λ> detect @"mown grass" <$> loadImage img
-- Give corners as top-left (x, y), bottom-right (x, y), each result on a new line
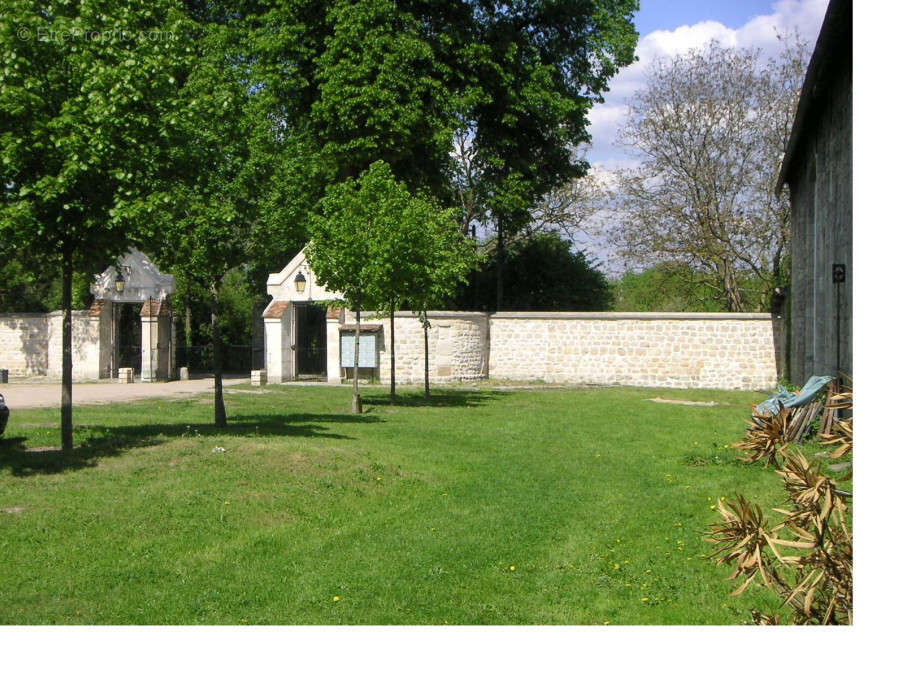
top-left (1, 383), bottom-right (789, 624)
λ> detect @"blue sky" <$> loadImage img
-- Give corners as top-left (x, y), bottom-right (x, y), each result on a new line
top-left (586, 0), bottom-right (830, 168)
top-left (634, 1), bottom-right (780, 36)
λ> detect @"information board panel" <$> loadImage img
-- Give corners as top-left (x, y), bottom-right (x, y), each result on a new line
top-left (340, 333), bottom-right (378, 368)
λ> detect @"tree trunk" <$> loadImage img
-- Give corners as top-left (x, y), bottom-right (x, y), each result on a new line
top-left (211, 283), bottom-right (227, 427)
top-left (495, 217), bottom-right (505, 311)
top-left (352, 301), bottom-right (362, 414)
top-left (719, 259), bottom-right (745, 312)
top-left (423, 312), bottom-right (430, 400)
top-left (60, 250), bottom-right (74, 452)
top-left (185, 297), bottom-right (192, 347)
top-left (390, 300), bottom-right (396, 405)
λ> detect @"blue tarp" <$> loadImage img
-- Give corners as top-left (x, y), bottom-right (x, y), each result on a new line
top-left (756, 375), bottom-right (834, 416)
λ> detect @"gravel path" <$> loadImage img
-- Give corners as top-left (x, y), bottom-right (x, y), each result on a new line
top-left (0, 377), bottom-right (246, 410)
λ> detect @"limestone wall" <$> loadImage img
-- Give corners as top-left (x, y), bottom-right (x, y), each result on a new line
top-left (0, 311), bottom-right (104, 380)
top-left (316, 311), bottom-right (778, 391)
top-left (356, 311), bottom-right (489, 384)
top-left (488, 312), bottom-right (777, 390)
top-left (0, 314), bottom-right (51, 376)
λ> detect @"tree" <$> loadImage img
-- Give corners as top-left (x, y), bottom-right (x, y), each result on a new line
top-left (149, 19), bottom-right (278, 428)
top-left (452, 231), bottom-right (612, 312)
top-left (602, 38), bottom-right (810, 312)
top-left (308, 161), bottom-right (473, 408)
top-left (454, 0), bottom-right (639, 310)
top-left (310, 0), bottom-right (456, 193)
top-left (394, 192), bottom-right (474, 400)
top-left (1, 1), bottom-right (192, 449)
top-left (307, 162), bottom-right (407, 414)
top-left (611, 262), bottom-right (729, 313)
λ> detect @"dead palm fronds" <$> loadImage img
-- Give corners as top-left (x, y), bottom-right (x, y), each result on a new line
top-left (707, 380), bottom-right (852, 624)
top-left (733, 405), bottom-right (790, 467)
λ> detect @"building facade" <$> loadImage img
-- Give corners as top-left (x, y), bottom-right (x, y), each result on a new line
top-left (777, 0), bottom-right (853, 382)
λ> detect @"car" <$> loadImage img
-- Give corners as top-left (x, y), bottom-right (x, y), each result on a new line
top-left (0, 393), bottom-right (8, 437)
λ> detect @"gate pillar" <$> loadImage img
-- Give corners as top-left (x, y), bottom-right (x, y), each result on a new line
top-left (140, 298), bottom-right (172, 382)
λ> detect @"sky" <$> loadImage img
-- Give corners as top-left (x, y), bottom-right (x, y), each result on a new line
top-left (586, 0), bottom-right (831, 170)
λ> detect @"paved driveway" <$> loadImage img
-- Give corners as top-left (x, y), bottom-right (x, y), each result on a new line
top-left (0, 378), bottom-right (246, 410)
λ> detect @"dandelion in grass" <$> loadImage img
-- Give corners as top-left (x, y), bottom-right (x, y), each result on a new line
top-left (333, 596), bottom-right (340, 602)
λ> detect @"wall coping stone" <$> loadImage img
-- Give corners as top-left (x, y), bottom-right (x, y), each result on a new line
top-left (489, 311), bottom-right (773, 320)
top-left (360, 311), bottom-right (489, 321)
top-left (358, 310), bottom-right (772, 321)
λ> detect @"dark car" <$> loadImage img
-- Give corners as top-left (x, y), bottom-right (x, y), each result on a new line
top-left (0, 393), bottom-right (8, 437)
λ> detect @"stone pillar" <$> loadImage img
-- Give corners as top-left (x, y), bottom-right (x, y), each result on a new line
top-left (326, 305), bottom-right (343, 384)
top-left (92, 299), bottom-right (113, 379)
top-left (262, 300), bottom-right (293, 383)
top-left (140, 298), bottom-right (172, 382)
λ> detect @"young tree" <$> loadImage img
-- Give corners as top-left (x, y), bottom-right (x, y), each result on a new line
top-left (306, 162), bottom-right (405, 414)
top-left (149, 21), bottom-right (278, 428)
top-left (602, 38), bottom-right (810, 311)
top-left (308, 161), bottom-right (474, 409)
top-left (0, 1), bottom-right (192, 450)
top-left (402, 199), bottom-right (475, 399)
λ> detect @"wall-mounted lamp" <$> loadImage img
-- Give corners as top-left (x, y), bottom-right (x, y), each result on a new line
top-left (294, 272), bottom-right (307, 294)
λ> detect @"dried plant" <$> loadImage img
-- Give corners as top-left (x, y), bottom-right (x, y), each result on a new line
top-left (733, 405), bottom-right (790, 467)
top-left (820, 379), bottom-right (853, 461)
top-left (709, 385), bottom-right (853, 626)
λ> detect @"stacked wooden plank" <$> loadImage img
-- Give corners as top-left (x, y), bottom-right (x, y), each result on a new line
top-left (783, 379), bottom-right (836, 443)
top-left (818, 379), bottom-right (839, 437)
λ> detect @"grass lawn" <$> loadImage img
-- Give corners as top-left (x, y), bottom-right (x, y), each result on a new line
top-left (0, 383), bottom-right (790, 625)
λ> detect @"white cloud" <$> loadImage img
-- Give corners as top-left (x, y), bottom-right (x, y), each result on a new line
top-left (587, 0), bottom-right (829, 166)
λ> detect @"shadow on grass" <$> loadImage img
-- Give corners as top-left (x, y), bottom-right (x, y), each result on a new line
top-left (0, 412), bottom-right (383, 477)
top-left (365, 389), bottom-right (508, 409)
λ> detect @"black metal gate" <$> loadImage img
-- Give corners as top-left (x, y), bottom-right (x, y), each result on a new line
top-left (296, 303), bottom-right (327, 378)
top-left (116, 302), bottom-right (142, 376)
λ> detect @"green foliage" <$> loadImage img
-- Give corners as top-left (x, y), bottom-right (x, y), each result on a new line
top-left (311, 0), bottom-right (455, 192)
top-left (612, 263), bottom-right (733, 312)
top-left (308, 161), bottom-right (472, 313)
top-left (453, 232), bottom-right (613, 311)
top-left (0, 0), bottom-right (193, 273)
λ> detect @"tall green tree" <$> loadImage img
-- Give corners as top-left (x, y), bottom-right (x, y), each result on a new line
top-left (453, 0), bottom-right (639, 309)
top-left (1, 0), bottom-right (192, 450)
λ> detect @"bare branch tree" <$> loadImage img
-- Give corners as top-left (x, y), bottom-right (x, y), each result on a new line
top-left (602, 36), bottom-right (810, 311)
top-left (528, 169), bottom-right (605, 242)
top-left (449, 121), bottom-right (487, 238)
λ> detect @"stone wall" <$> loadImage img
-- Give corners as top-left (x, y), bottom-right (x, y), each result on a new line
top-left (355, 311), bottom-right (489, 384)
top-left (326, 311), bottom-right (778, 391)
top-left (488, 312), bottom-right (777, 390)
top-left (0, 310), bottom-right (105, 380)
